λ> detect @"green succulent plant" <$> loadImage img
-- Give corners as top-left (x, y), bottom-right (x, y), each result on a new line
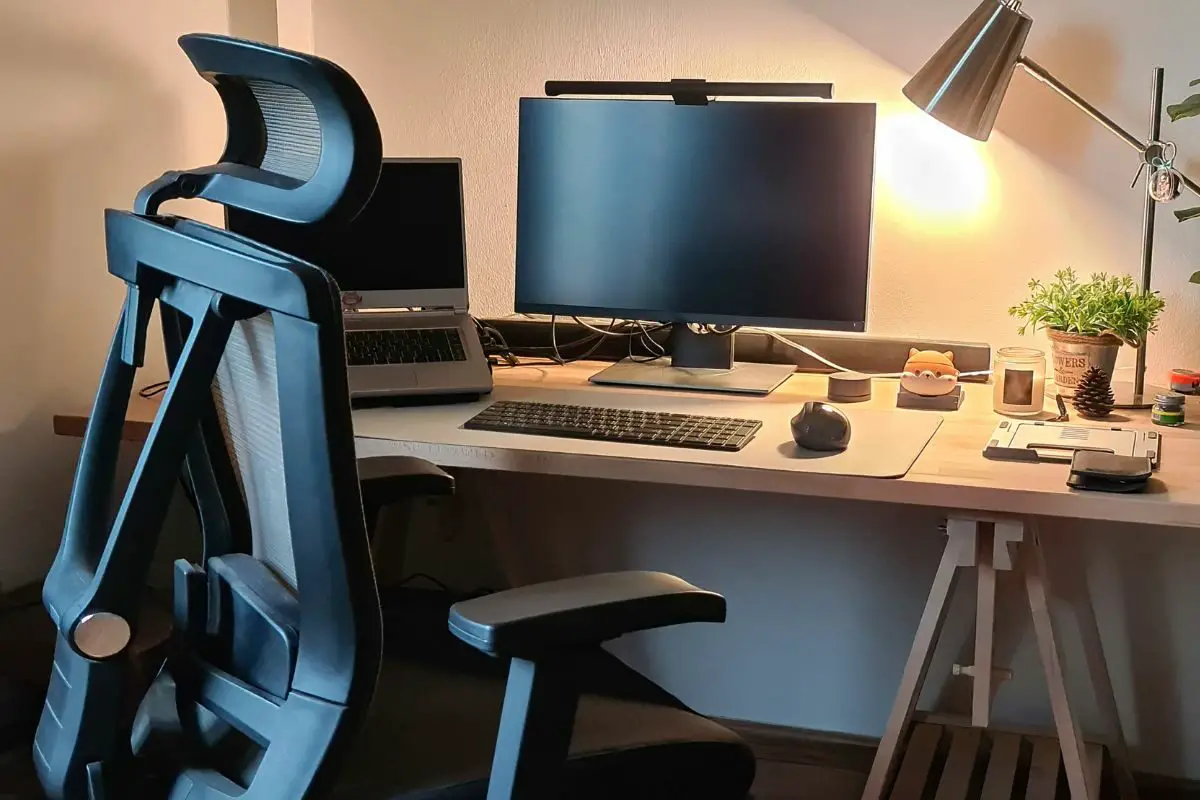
top-left (1009, 268), bottom-right (1166, 347)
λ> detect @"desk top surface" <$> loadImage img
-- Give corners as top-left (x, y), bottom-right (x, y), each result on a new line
top-left (53, 364), bottom-right (1200, 529)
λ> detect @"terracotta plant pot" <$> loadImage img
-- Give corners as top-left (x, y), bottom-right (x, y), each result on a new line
top-left (1047, 329), bottom-right (1122, 396)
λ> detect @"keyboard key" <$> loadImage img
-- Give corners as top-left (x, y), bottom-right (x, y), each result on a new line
top-left (346, 327), bottom-right (468, 366)
top-left (464, 401), bottom-right (760, 452)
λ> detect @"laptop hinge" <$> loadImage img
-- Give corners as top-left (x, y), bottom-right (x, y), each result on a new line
top-left (344, 305), bottom-right (464, 316)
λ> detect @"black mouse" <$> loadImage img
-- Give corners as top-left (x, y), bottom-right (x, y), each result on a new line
top-left (790, 401), bottom-right (852, 451)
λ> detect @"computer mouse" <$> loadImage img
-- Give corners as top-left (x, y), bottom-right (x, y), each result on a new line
top-left (790, 401), bottom-right (851, 452)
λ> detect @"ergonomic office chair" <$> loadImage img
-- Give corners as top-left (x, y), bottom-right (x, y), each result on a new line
top-left (34, 33), bottom-right (756, 800)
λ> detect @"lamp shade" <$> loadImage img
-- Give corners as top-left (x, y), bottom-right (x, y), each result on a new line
top-left (903, 0), bottom-right (1032, 140)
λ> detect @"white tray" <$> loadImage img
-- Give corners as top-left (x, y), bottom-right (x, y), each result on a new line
top-left (983, 420), bottom-right (1162, 468)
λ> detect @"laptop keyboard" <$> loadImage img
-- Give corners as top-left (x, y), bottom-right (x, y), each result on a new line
top-left (346, 328), bottom-right (467, 366)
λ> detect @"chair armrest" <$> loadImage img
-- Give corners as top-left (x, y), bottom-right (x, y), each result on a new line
top-left (448, 571), bottom-right (725, 658)
top-left (358, 455), bottom-right (454, 509)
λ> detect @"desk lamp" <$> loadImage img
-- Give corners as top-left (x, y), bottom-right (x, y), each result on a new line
top-left (904, 0), bottom-right (1197, 407)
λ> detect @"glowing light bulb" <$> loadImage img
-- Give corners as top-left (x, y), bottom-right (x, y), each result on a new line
top-left (876, 107), bottom-right (994, 231)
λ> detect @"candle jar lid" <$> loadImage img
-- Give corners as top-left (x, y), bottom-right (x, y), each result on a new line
top-left (997, 347), bottom-right (1045, 363)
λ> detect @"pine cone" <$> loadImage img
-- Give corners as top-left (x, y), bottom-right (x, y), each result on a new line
top-left (1072, 366), bottom-right (1115, 419)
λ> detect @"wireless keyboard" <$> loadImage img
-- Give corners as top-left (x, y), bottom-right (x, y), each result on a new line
top-left (464, 400), bottom-right (761, 452)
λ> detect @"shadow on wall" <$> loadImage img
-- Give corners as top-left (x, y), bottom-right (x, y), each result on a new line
top-left (0, 10), bottom-right (181, 588)
top-left (1113, 531), bottom-right (1185, 777)
top-left (479, 472), bottom-right (950, 736)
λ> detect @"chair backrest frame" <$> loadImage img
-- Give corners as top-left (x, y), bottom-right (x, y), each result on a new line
top-left (36, 33), bottom-right (384, 800)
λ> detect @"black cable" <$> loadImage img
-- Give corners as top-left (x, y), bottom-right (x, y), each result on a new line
top-left (628, 319), bottom-right (670, 364)
top-left (474, 316), bottom-right (674, 368)
top-left (572, 316), bottom-right (672, 338)
top-left (552, 315), bottom-right (616, 365)
top-left (396, 572), bottom-right (451, 591)
top-left (138, 381), bottom-right (169, 399)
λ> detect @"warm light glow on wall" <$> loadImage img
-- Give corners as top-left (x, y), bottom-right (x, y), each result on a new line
top-left (876, 106), bottom-right (995, 231)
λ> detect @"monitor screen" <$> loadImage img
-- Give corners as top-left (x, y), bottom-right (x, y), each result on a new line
top-left (226, 159), bottom-right (466, 299)
top-left (514, 99), bottom-right (875, 330)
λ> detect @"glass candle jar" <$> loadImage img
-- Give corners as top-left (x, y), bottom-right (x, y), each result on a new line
top-left (993, 347), bottom-right (1047, 416)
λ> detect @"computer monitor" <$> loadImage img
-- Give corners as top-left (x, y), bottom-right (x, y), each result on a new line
top-left (226, 158), bottom-right (468, 311)
top-left (514, 98), bottom-right (876, 394)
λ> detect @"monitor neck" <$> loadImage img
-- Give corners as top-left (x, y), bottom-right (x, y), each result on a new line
top-left (671, 326), bottom-right (736, 370)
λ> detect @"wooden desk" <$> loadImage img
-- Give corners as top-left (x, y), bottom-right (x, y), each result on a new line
top-left (54, 364), bottom-right (1200, 528)
top-left (52, 363), bottom-right (1200, 799)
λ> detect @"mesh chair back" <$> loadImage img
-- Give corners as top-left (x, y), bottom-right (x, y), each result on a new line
top-left (36, 34), bottom-right (383, 800)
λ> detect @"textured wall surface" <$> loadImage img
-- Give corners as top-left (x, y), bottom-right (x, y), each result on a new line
top-left (0, 1), bottom-right (226, 589)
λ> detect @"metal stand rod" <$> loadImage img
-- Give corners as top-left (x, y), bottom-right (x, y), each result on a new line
top-left (1018, 58), bottom-right (1180, 402)
top-left (1136, 69), bottom-right (1166, 398)
top-left (1018, 57), bottom-right (1147, 154)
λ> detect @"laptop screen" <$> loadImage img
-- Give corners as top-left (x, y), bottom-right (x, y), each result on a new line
top-left (226, 159), bottom-right (467, 297)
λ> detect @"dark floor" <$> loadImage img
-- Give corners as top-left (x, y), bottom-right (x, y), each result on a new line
top-left (0, 747), bottom-right (41, 800)
top-left (751, 759), bottom-right (866, 799)
top-left (0, 745), bottom-right (876, 800)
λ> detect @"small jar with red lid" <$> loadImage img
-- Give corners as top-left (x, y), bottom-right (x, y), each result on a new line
top-left (1169, 369), bottom-right (1199, 395)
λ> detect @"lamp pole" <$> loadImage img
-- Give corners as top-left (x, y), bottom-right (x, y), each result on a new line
top-left (1018, 58), bottom-right (1181, 407)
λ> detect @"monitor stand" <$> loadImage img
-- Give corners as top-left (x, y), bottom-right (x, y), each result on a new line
top-left (588, 326), bottom-right (795, 396)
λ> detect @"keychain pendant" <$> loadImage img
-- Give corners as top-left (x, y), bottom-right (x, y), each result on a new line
top-left (1149, 164), bottom-right (1182, 203)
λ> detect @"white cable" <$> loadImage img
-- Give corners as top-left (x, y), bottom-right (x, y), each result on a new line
top-left (748, 328), bottom-right (855, 373)
top-left (749, 328), bottom-right (999, 380)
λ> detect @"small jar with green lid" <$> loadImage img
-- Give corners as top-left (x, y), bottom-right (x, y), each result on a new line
top-left (1152, 393), bottom-right (1186, 427)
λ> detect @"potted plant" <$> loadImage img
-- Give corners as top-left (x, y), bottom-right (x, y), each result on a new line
top-left (1009, 268), bottom-right (1165, 395)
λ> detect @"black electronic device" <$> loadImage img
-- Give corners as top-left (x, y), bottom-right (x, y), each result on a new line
top-left (790, 401), bottom-right (852, 452)
top-left (226, 158), bottom-right (468, 308)
top-left (227, 159), bottom-right (493, 398)
top-left (464, 401), bottom-right (762, 452)
top-left (1067, 451), bottom-right (1153, 493)
top-left (515, 96), bottom-right (876, 395)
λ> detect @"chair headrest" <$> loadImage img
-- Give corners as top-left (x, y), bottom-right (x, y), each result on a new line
top-left (136, 33), bottom-right (381, 224)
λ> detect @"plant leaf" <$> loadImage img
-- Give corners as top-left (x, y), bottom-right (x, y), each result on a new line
top-left (1010, 269), bottom-right (1164, 343)
top-left (1192, 271), bottom-right (1200, 284)
top-left (1168, 94), bottom-right (1200, 122)
top-left (1191, 78), bottom-right (1200, 87)
top-left (1176, 206), bottom-right (1200, 222)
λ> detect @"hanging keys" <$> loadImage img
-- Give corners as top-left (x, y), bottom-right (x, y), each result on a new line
top-left (1147, 141), bottom-right (1182, 203)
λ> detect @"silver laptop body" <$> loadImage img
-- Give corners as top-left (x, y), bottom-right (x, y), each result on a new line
top-left (341, 158), bottom-right (491, 398)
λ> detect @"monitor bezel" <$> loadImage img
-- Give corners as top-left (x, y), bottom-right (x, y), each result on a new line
top-left (512, 97), bottom-right (875, 334)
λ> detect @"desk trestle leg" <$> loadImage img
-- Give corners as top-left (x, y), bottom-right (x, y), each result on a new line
top-left (860, 521), bottom-right (975, 800)
top-left (860, 517), bottom-right (1132, 800)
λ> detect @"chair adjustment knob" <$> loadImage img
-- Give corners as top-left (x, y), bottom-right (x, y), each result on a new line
top-left (73, 612), bottom-right (132, 660)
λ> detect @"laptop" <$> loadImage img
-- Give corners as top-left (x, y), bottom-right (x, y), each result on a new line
top-left (227, 158), bottom-right (492, 399)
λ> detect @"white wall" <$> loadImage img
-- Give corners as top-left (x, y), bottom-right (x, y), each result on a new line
top-left (312, 0), bottom-right (1200, 780)
top-left (312, 0), bottom-right (1200, 374)
top-left (0, 1), bottom-right (227, 590)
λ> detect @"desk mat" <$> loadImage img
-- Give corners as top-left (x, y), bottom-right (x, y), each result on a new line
top-left (354, 385), bottom-right (944, 480)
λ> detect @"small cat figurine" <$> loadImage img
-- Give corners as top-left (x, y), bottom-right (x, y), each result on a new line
top-left (901, 349), bottom-right (960, 397)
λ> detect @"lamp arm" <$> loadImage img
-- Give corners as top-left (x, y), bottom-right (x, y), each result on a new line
top-left (1018, 57), bottom-right (1200, 200)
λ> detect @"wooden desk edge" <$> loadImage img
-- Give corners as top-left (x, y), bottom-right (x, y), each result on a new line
top-left (53, 413), bottom-right (153, 443)
top-left (52, 367), bottom-right (1200, 530)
